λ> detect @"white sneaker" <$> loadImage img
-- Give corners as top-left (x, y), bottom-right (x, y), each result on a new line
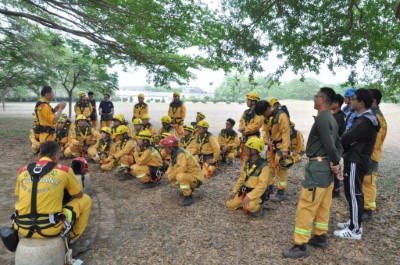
top-left (334, 227), bottom-right (362, 240)
top-left (337, 220), bottom-right (363, 232)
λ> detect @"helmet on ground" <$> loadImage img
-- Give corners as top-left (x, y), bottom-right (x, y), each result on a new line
top-left (77, 91), bottom-right (86, 97)
top-left (173, 91), bottom-right (181, 96)
top-left (197, 120), bottom-right (209, 128)
top-left (138, 93), bottom-right (145, 98)
top-left (245, 91), bottom-right (260, 101)
top-left (75, 114), bottom-right (87, 122)
top-left (160, 135), bottom-right (179, 147)
top-left (58, 118), bottom-right (66, 123)
top-left (161, 115), bottom-right (172, 123)
top-left (245, 137), bottom-right (265, 153)
top-left (279, 156), bottom-right (295, 169)
top-left (100, 127), bottom-right (111, 135)
top-left (113, 114), bottom-right (125, 123)
top-left (183, 125), bottom-right (194, 132)
top-left (268, 97), bottom-right (279, 107)
top-left (161, 132), bottom-right (171, 139)
top-left (138, 129), bottom-right (152, 140)
top-left (141, 114), bottom-right (150, 120)
top-left (71, 157), bottom-right (89, 175)
top-left (197, 112), bottom-right (206, 119)
top-left (132, 118), bottom-right (143, 125)
top-left (344, 88), bottom-right (356, 97)
top-left (115, 125), bottom-right (129, 135)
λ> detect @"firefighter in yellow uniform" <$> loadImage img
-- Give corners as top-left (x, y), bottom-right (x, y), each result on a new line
top-left (30, 116), bottom-right (41, 154)
top-left (122, 130), bottom-right (163, 188)
top-left (190, 112), bottom-right (206, 137)
top-left (133, 93), bottom-right (149, 119)
top-left (238, 91), bottom-right (264, 164)
top-left (132, 118), bottom-right (143, 141)
top-left (179, 125), bottom-right (199, 157)
top-left (161, 135), bottom-right (204, 206)
top-left (61, 113), bottom-right (72, 131)
top-left (35, 86), bottom-right (66, 142)
top-left (197, 121), bottom-right (221, 178)
top-left (74, 91), bottom-right (93, 119)
top-left (141, 114), bottom-right (156, 143)
top-left (158, 132), bottom-right (172, 173)
top-left (290, 122), bottom-right (305, 163)
top-left (13, 141), bottom-right (91, 241)
top-left (100, 125), bottom-right (135, 171)
top-left (88, 127), bottom-right (116, 162)
top-left (168, 91), bottom-right (186, 137)
top-left (111, 114), bottom-right (132, 141)
top-left (226, 137), bottom-right (271, 216)
top-left (218, 118), bottom-right (240, 164)
top-left (362, 89), bottom-right (387, 220)
top-left (156, 116), bottom-right (178, 144)
top-left (55, 118), bottom-right (69, 155)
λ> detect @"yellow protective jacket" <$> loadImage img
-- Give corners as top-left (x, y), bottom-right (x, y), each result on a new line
top-left (132, 129), bottom-right (142, 141)
top-left (168, 101), bottom-right (186, 122)
top-left (29, 127), bottom-right (40, 148)
top-left (218, 129), bottom-right (240, 150)
top-left (371, 107), bottom-right (387, 162)
top-left (232, 158), bottom-right (270, 200)
top-left (111, 123), bottom-right (133, 141)
top-left (197, 132), bottom-right (221, 161)
top-left (142, 123), bottom-right (157, 141)
top-left (269, 109), bottom-right (291, 152)
top-left (113, 137), bottom-right (135, 161)
top-left (290, 127), bottom-right (305, 155)
top-left (261, 117), bottom-right (271, 144)
top-left (239, 108), bottom-right (263, 136)
top-left (35, 97), bottom-right (56, 128)
top-left (133, 145), bottom-right (163, 167)
top-left (166, 148), bottom-right (204, 182)
top-left (179, 136), bottom-right (199, 155)
top-left (68, 124), bottom-right (101, 147)
top-left (156, 125), bottom-right (178, 142)
top-left (74, 99), bottom-right (93, 118)
top-left (55, 126), bottom-right (69, 146)
top-left (160, 148), bottom-right (171, 163)
top-left (98, 139), bottom-right (117, 159)
top-left (133, 103), bottom-right (149, 119)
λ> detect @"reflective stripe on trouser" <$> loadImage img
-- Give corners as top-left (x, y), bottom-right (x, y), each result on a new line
top-left (176, 173), bottom-right (199, 196)
top-left (294, 183), bottom-right (334, 245)
top-left (100, 120), bottom-right (112, 129)
top-left (275, 152), bottom-right (288, 190)
top-left (14, 194), bottom-right (91, 239)
top-left (226, 192), bottom-right (262, 213)
top-left (202, 162), bottom-right (217, 178)
top-left (39, 132), bottom-right (56, 143)
top-left (131, 164), bottom-right (151, 183)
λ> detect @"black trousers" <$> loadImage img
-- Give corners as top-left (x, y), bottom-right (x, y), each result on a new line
top-left (343, 161), bottom-right (367, 231)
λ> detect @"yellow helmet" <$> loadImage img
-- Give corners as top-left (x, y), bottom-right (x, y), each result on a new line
top-left (197, 112), bottom-right (206, 119)
top-left (161, 115), bottom-right (172, 123)
top-left (115, 125), bottom-right (129, 135)
top-left (268, 97), bottom-right (279, 107)
top-left (245, 91), bottom-right (260, 101)
top-left (138, 93), bottom-right (145, 98)
top-left (183, 125), bottom-right (194, 132)
top-left (77, 91), bottom-right (86, 97)
top-left (100, 127), bottom-right (111, 135)
top-left (141, 114), bottom-right (150, 120)
top-left (173, 91), bottom-right (181, 96)
top-left (61, 113), bottom-right (68, 119)
top-left (58, 118), bottom-right (66, 123)
top-left (161, 132), bottom-right (171, 139)
top-left (113, 114), bottom-right (125, 123)
top-left (75, 114), bottom-right (87, 121)
top-left (138, 129), bottom-right (152, 140)
top-left (279, 156), bottom-right (295, 169)
top-left (245, 137), bottom-right (265, 153)
top-left (132, 118), bottom-right (143, 125)
top-left (197, 120), bottom-right (209, 128)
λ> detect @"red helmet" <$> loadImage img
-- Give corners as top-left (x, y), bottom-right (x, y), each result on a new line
top-left (71, 157), bottom-right (89, 175)
top-left (160, 135), bottom-right (179, 147)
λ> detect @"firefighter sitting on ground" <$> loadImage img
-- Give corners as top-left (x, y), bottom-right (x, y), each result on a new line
top-left (61, 113), bottom-right (72, 131)
top-left (156, 115), bottom-right (177, 144)
top-left (90, 127), bottom-right (116, 163)
top-left (101, 125), bottom-right (135, 171)
top-left (111, 114), bottom-right (132, 141)
top-left (64, 115), bottom-right (101, 158)
top-left (132, 118), bottom-right (143, 141)
top-left (168, 91), bottom-right (186, 137)
top-left (226, 137), bottom-right (271, 217)
top-left (161, 135), bottom-right (204, 206)
top-left (218, 118), bottom-right (240, 164)
top-left (290, 122), bottom-right (305, 164)
top-left (120, 130), bottom-right (163, 188)
top-left (74, 91), bottom-right (93, 119)
top-left (29, 115), bottom-right (41, 154)
top-left (141, 114), bottom-right (156, 143)
top-left (190, 112), bottom-right (206, 137)
top-left (55, 117), bottom-right (69, 155)
top-left (133, 93), bottom-right (148, 119)
top-left (179, 125), bottom-right (199, 158)
top-left (158, 132), bottom-right (172, 174)
top-left (197, 120), bottom-right (221, 178)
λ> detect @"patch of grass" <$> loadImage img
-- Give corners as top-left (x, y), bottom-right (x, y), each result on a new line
top-left (0, 118), bottom-right (31, 137)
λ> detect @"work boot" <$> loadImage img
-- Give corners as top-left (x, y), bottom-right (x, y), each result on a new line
top-left (117, 173), bottom-right (131, 181)
top-left (282, 244), bottom-right (310, 259)
top-left (332, 188), bottom-right (340, 198)
top-left (141, 181), bottom-right (159, 189)
top-left (248, 206), bottom-right (264, 217)
top-left (308, 234), bottom-right (328, 249)
top-left (362, 210), bottom-right (373, 221)
top-left (268, 185), bottom-right (275, 195)
top-left (180, 194), bottom-right (193, 206)
top-left (271, 189), bottom-right (286, 202)
top-left (69, 239), bottom-right (93, 258)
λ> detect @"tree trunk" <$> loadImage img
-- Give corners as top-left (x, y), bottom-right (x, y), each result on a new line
top-left (2, 96), bottom-right (5, 111)
top-left (68, 90), bottom-right (73, 118)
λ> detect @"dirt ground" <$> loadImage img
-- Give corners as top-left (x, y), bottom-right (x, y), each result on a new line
top-left (0, 101), bottom-right (399, 265)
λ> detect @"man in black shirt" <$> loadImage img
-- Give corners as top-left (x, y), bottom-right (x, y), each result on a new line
top-left (88, 91), bottom-right (97, 130)
top-left (99, 93), bottom-right (114, 128)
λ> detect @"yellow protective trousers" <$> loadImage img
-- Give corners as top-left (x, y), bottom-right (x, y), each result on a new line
top-left (226, 193), bottom-right (262, 213)
top-left (363, 161), bottom-right (378, 211)
top-left (294, 183), bottom-right (333, 245)
top-left (130, 164), bottom-right (154, 183)
top-left (100, 155), bottom-right (134, 171)
top-left (64, 144), bottom-right (97, 159)
top-left (173, 173), bottom-right (200, 196)
top-left (273, 152), bottom-right (288, 190)
top-left (202, 161), bottom-right (217, 178)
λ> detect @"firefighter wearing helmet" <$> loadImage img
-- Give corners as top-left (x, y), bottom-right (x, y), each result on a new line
top-left (74, 91), bottom-right (93, 119)
top-left (132, 118), bottom-right (143, 141)
top-left (238, 91), bottom-right (264, 164)
top-left (179, 125), bottom-right (199, 157)
top-left (196, 120), bottom-right (221, 178)
top-left (156, 115), bottom-right (177, 144)
top-left (64, 114), bottom-right (101, 158)
top-left (89, 127), bottom-right (116, 163)
top-left (100, 125), bottom-right (135, 171)
top-left (168, 91), bottom-right (186, 137)
top-left (111, 114), bottom-right (132, 141)
top-left (141, 114), bottom-right (156, 142)
top-left (160, 135), bottom-right (204, 206)
top-left (226, 137), bottom-right (271, 216)
top-left (133, 93), bottom-right (148, 119)
top-left (55, 117), bottom-right (69, 155)
top-left (120, 130), bottom-right (163, 187)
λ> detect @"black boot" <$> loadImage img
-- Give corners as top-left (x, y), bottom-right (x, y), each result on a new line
top-left (180, 194), bottom-right (193, 206)
top-left (282, 244), bottom-right (310, 259)
top-left (362, 210), bottom-right (373, 221)
top-left (271, 189), bottom-right (286, 202)
top-left (141, 181), bottom-right (159, 189)
top-left (332, 188), bottom-right (340, 198)
top-left (308, 234), bottom-right (328, 249)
